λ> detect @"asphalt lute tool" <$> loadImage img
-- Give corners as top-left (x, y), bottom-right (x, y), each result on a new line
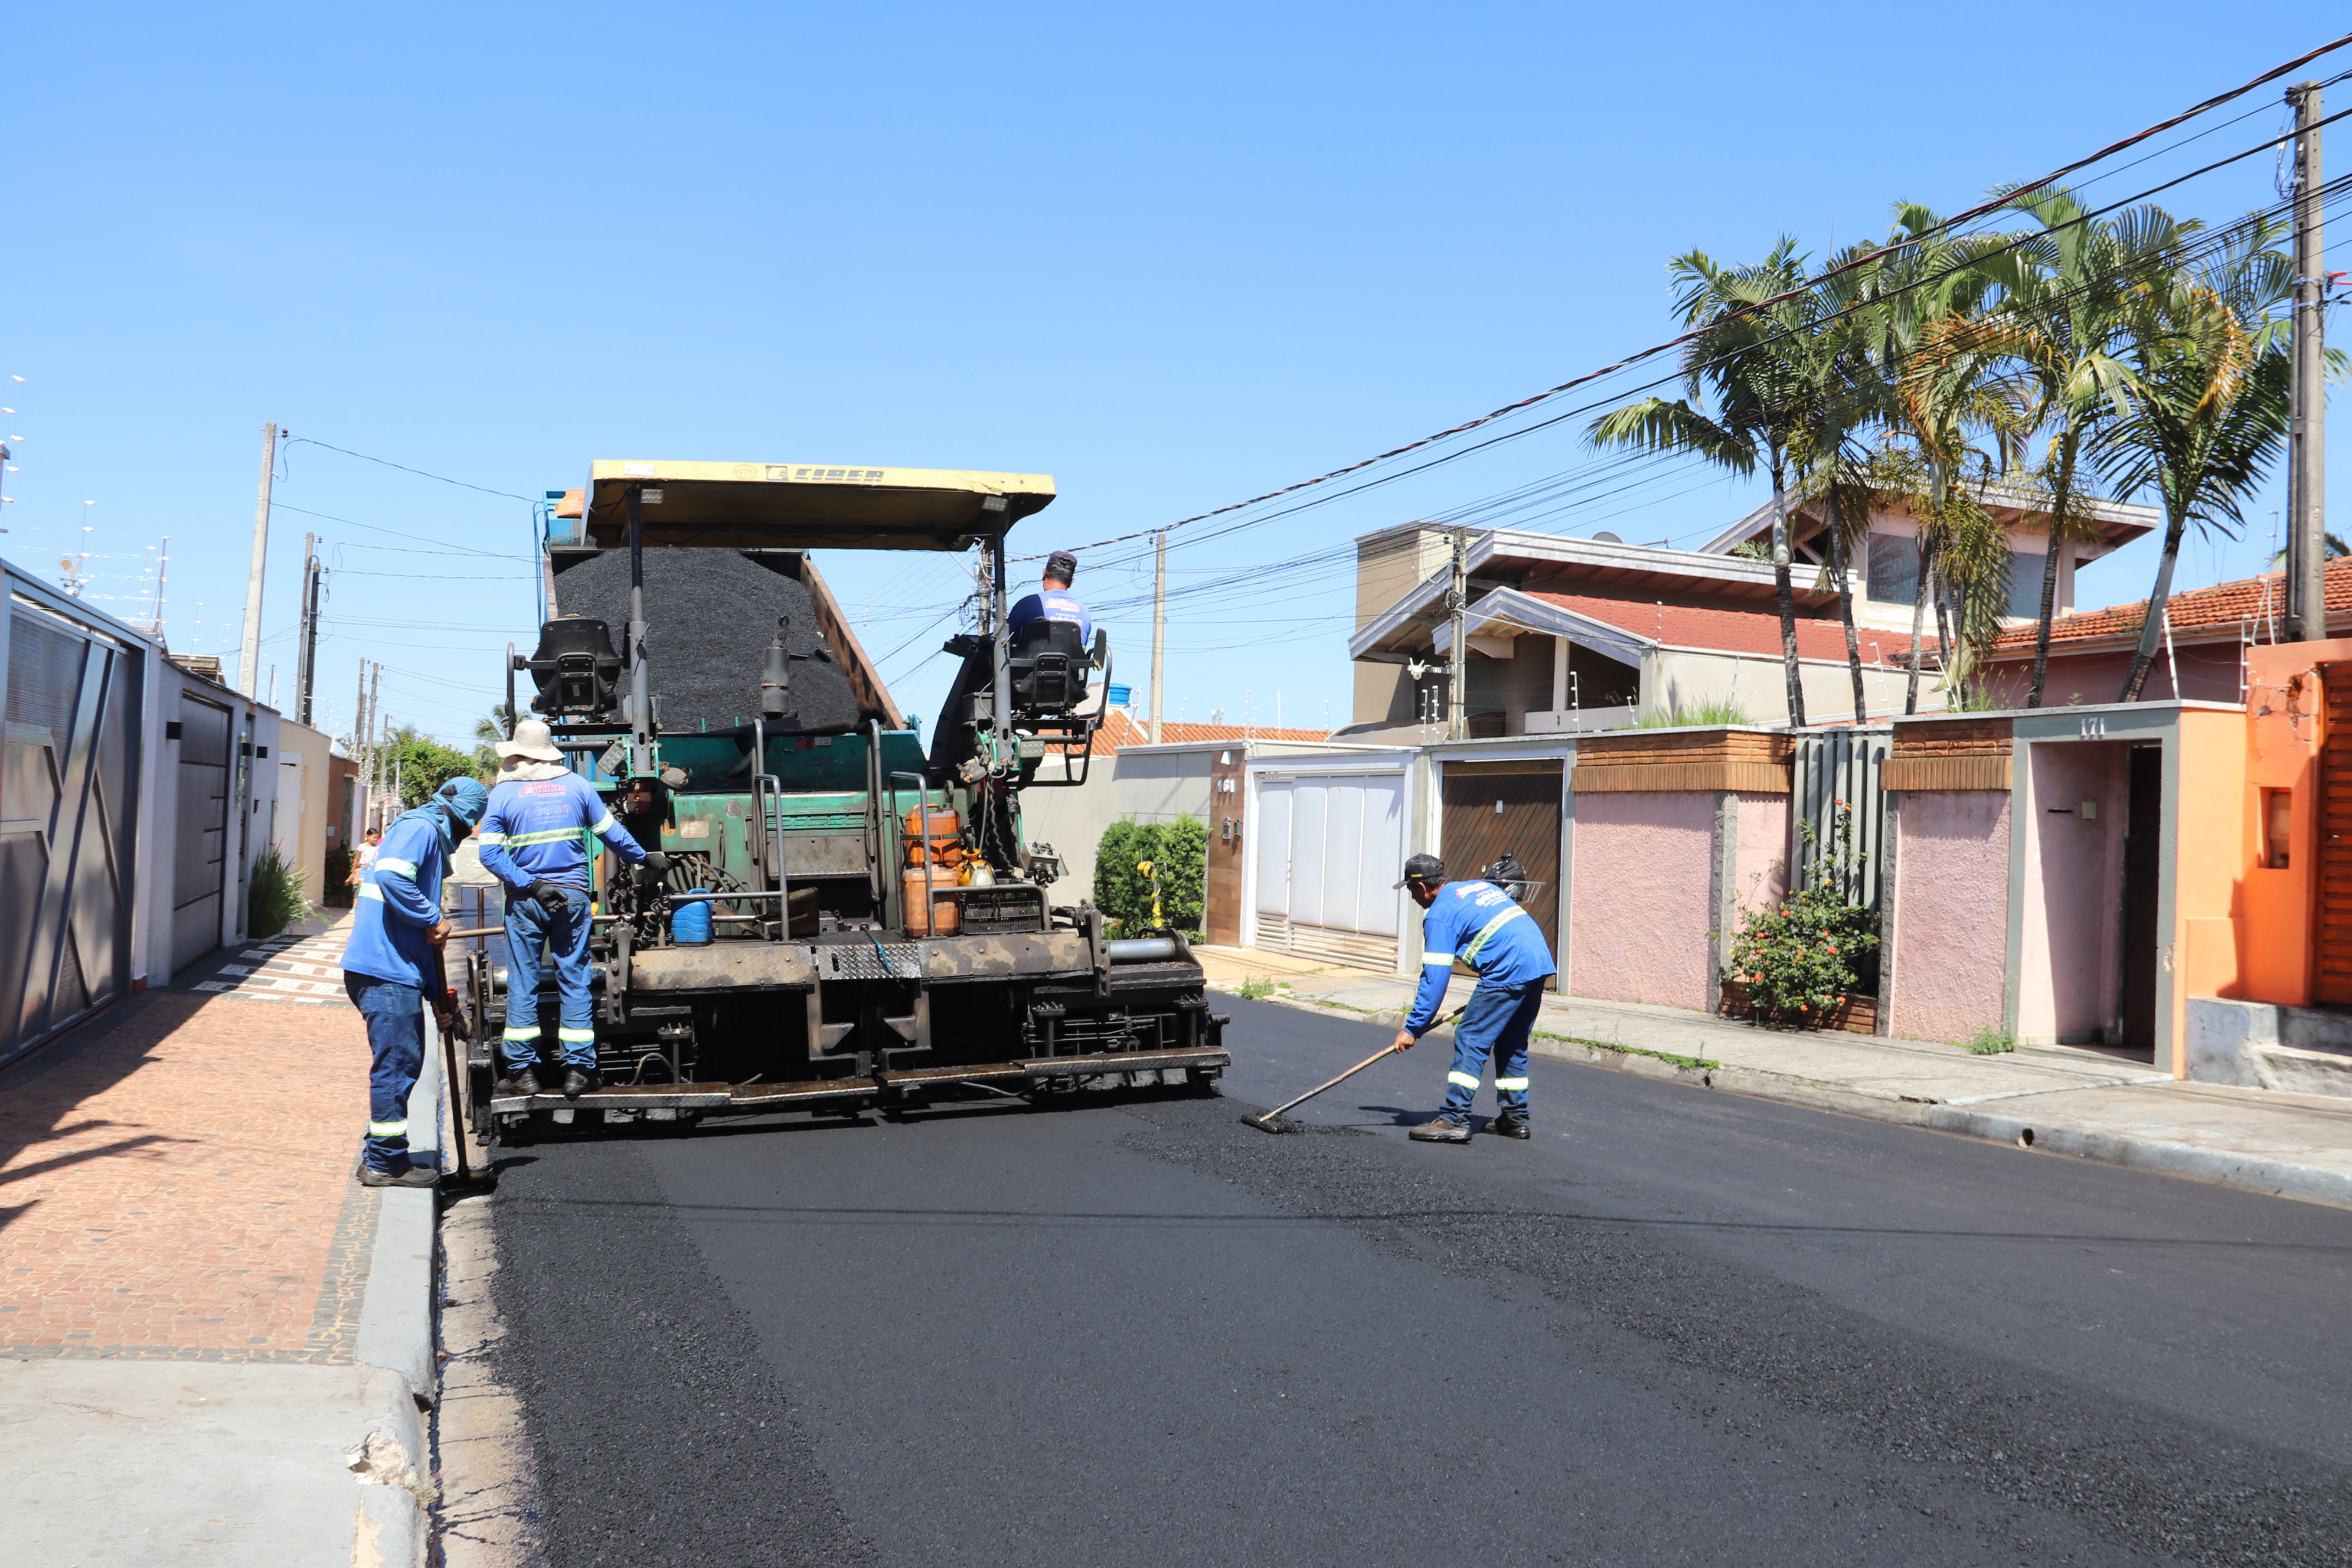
top-left (1241, 1007), bottom-right (1465, 1133)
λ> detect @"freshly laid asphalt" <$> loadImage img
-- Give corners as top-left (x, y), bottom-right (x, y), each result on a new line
top-left (489, 998), bottom-right (2352, 1567)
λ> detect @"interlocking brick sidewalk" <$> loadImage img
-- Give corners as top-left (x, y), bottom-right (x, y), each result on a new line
top-left (1, 930), bottom-right (373, 1360)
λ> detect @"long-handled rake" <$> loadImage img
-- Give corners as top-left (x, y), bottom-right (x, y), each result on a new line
top-left (1240, 1007), bottom-right (1464, 1133)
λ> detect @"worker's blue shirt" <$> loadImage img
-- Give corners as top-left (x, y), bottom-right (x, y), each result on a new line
top-left (1404, 880), bottom-right (1557, 1035)
top-left (343, 811), bottom-right (451, 990)
top-left (1007, 586), bottom-right (1092, 645)
top-left (476, 770), bottom-right (646, 891)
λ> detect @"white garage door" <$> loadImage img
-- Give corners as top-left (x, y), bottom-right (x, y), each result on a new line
top-left (1253, 772), bottom-right (1405, 971)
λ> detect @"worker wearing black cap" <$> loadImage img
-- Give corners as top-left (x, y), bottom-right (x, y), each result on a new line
top-left (1007, 550), bottom-right (1092, 645)
top-left (1390, 852), bottom-right (1556, 1143)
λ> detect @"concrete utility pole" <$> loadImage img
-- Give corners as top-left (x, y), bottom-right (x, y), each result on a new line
top-left (1149, 530), bottom-right (1167, 744)
top-left (1447, 526), bottom-right (1469, 741)
top-left (239, 422), bottom-right (278, 695)
top-left (294, 534), bottom-right (322, 727)
top-left (2288, 80), bottom-right (2329, 642)
top-left (365, 661), bottom-right (382, 828)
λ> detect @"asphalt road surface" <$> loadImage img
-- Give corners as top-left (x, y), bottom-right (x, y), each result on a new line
top-left (488, 998), bottom-right (2352, 1568)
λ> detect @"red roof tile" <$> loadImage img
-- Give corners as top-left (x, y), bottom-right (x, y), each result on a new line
top-left (1089, 710), bottom-right (1332, 754)
top-left (1988, 558), bottom-right (2352, 650)
top-left (1518, 590), bottom-right (1863, 662)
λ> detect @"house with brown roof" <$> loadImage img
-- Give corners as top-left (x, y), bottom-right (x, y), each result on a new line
top-left (1978, 559), bottom-right (2350, 706)
top-left (1347, 488), bottom-right (2158, 732)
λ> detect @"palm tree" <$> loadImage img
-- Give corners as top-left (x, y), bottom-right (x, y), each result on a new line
top-left (1966, 190), bottom-right (2173, 706)
top-left (1592, 240), bottom-right (1818, 727)
top-left (2096, 215), bottom-right (2292, 701)
top-left (1874, 207), bottom-right (2020, 711)
top-left (1789, 246), bottom-right (1894, 723)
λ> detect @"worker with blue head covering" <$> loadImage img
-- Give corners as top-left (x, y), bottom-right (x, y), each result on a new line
top-left (342, 775), bottom-right (489, 1187)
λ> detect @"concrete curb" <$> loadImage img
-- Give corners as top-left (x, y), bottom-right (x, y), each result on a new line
top-left (1220, 984), bottom-right (2345, 1207)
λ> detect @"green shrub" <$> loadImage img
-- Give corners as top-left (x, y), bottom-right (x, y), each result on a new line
top-left (1636, 698), bottom-right (1752, 729)
top-left (322, 845), bottom-right (355, 907)
top-left (1090, 815), bottom-right (1208, 935)
top-left (1965, 1025), bottom-right (2015, 1055)
top-left (248, 845), bottom-right (312, 939)
top-left (1724, 803), bottom-right (1879, 1026)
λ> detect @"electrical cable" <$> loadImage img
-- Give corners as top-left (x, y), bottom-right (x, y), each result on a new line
top-left (1014, 38), bottom-right (2352, 565)
top-left (283, 437), bottom-right (536, 503)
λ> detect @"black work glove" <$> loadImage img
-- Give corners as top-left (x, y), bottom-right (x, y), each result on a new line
top-left (524, 878), bottom-right (573, 911)
top-left (639, 851), bottom-right (670, 879)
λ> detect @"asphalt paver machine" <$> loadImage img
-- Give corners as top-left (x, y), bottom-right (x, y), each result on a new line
top-left (460, 460), bottom-right (1229, 1145)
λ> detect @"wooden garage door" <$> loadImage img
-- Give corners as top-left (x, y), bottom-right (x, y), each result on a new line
top-left (1439, 759), bottom-right (1563, 988)
top-left (2317, 664), bottom-right (2352, 1004)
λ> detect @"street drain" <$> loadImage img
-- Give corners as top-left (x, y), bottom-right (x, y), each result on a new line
top-left (2016, 1127), bottom-right (2036, 1148)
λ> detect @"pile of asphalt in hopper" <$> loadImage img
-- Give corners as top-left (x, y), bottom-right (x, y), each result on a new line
top-left (553, 547), bottom-right (864, 733)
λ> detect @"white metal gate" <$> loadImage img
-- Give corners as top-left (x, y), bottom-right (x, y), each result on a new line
top-left (1252, 772), bottom-right (1406, 971)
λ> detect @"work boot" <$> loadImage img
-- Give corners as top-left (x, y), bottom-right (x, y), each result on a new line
top-left (1409, 1115), bottom-right (1471, 1144)
top-left (1486, 1109), bottom-right (1531, 1140)
top-left (360, 1162), bottom-right (440, 1189)
top-left (498, 1066), bottom-right (542, 1098)
top-left (561, 1067), bottom-right (594, 1100)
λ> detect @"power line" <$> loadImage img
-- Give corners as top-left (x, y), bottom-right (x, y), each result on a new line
top-left (283, 437), bottom-right (535, 503)
top-left (1015, 32), bottom-right (2352, 565)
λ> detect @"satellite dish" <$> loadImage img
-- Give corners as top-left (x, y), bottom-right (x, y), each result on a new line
top-left (1593, 531), bottom-right (1623, 544)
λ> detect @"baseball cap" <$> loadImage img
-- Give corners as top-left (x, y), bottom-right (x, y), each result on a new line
top-left (1393, 853), bottom-right (1445, 889)
top-left (1046, 550), bottom-right (1079, 582)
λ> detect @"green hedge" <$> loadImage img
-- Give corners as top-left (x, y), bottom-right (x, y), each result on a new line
top-left (1092, 815), bottom-right (1207, 936)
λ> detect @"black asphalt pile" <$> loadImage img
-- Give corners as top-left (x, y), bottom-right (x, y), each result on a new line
top-left (489, 1138), bottom-right (876, 1568)
top-left (553, 547), bottom-right (865, 733)
top-left (1119, 1093), bottom-right (2352, 1568)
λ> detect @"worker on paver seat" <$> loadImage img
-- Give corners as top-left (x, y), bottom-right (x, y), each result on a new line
top-left (1389, 852), bottom-right (1557, 1144)
top-left (1005, 550), bottom-right (1092, 645)
top-left (476, 720), bottom-right (661, 1100)
top-left (341, 776), bottom-right (490, 1188)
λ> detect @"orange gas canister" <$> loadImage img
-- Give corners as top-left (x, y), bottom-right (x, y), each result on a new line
top-left (902, 870), bottom-right (960, 935)
top-left (901, 805), bottom-right (963, 867)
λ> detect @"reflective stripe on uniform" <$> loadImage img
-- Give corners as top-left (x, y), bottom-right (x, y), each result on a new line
top-left (557, 1027), bottom-right (596, 1042)
top-left (1460, 906), bottom-right (1525, 965)
top-left (475, 831), bottom-right (507, 845)
top-left (374, 856), bottom-right (417, 877)
top-left (1422, 950), bottom-right (1456, 966)
top-left (1446, 1070), bottom-right (1480, 1090)
top-left (356, 883), bottom-right (384, 901)
top-left (368, 1119), bottom-right (407, 1136)
top-left (1494, 1076), bottom-right (1530, 1091)
top-left (502, 827), bottom-right (583, 848)
top-left (590, 812), bottom-right (617, 834)
top-left (502, 1026), bottom-right (540, 1040)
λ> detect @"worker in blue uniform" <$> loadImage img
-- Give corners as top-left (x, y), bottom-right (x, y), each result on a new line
top-left (341, 776), bottom-right (491, 1187)
top-left (1390, 853), bottom-right (1557, 1143)
top-left (1007, 549), bottom-right (1092, 644)
top-left (475, 720), bottom-right (660, 1099)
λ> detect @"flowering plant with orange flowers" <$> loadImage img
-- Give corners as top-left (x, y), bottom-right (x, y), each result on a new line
top-left (1724, 802), bottom-right (1880, 1025)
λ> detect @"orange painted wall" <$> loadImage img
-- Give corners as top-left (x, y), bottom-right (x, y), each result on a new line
top-left (2233, 639), bottom-right (2350, 1010)
top-left (2170, 707), bottom-right (2254, 1077)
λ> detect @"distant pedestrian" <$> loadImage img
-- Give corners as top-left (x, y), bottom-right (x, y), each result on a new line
top-left (348, 827), bottom-right (381, 887)
top-left (1390, 853), bottom-right (1557, 1143)
top-left (341, 778), bottom-right (489, 1187)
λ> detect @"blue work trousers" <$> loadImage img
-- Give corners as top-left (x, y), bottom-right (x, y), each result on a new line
top-left (1440, 979), bottom-right (1545, 1122)
top-left (503, 886), bottom-right (597, 1070)
top-left (345, 974), bottom-right (425, 1172)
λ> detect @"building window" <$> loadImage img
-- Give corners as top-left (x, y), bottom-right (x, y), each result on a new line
top-left (1866, 534), bottom-right (1919, 605)
top-left (2007, 548), bottom-right (2049, 620)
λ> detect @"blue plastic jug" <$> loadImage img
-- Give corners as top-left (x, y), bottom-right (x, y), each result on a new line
top-left (671, 890), bottom-right (712, 945)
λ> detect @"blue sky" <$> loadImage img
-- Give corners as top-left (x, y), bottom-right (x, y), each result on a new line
top-left (5, 4), bottom-right (2345, 744)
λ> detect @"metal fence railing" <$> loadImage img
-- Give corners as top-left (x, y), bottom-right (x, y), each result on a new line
top-left (1789, 727), bottom-right (1889, 910)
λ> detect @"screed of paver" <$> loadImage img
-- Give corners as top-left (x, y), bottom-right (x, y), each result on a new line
top-left (0, 991), bottom-right (370, 1355)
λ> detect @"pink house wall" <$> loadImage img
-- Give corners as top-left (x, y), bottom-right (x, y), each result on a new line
top-left (1570, 790), bottom-right (1718, 1011)
top-left (2017, 743), bottom-right (2131, 1045)
top-left (1733, 793), bottom-right (1789, 916)
top-left (1887, 790), bottom-right (2010, 1043)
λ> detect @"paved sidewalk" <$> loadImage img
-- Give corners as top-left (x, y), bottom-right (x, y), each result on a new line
top-left (0, 916), bottom-right (440, 1567)
top-left (1196, 945), bottom-right (2352, 1208)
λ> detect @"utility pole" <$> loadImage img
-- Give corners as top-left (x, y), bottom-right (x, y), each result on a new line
top-left (294, 535), bottom-right (322, 726)
top-left (239, 422), bottom-right (279, 695)
top-left (1149, 530), bottom-right (1167, 744)
top-left (1446, 526), bottom-right (1469, 741)
top-left (365, 661), bottom-right (382, 829)
top-left (151, 535), bottom-right (170, 638)
top-left (2288, 80), bottom-right (2329, 642)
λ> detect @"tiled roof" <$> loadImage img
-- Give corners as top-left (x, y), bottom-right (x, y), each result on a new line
top-left (1987, 558), bottom-right (2352, 650)
top-left (1519, 590), bottom-right (1867, 663)
top-left (1090, 710), bottom-right (1332, 753)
